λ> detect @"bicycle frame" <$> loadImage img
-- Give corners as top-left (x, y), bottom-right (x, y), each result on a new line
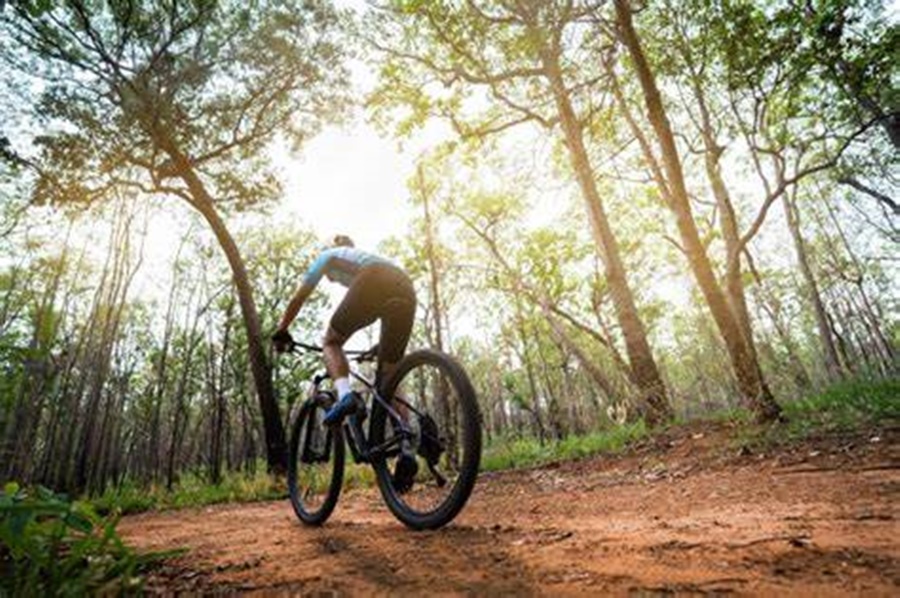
top-left (293, 342), bottom-right (414, 465)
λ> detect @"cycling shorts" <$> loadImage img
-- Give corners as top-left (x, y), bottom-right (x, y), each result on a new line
top-left (330, 264), bottom-right (416, 364)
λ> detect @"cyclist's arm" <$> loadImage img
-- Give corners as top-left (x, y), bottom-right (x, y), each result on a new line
top-left (276, 252), bottom-right (331, 332)
top-left (277, 280), bottom-right (315, 333)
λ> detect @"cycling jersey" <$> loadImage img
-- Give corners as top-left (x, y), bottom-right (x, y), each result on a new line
top-left (303, 246), bottom-right (415, 365)
top-left (303, 246), bottom-right (398, 288)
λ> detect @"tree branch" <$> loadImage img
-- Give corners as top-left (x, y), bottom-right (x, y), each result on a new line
top-left (729, 115), bottom-right (882, 274)
top-left (838, 176), bottom-right (900, 216)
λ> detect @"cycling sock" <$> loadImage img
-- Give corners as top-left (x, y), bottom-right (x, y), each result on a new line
top-left (335, 377), bottom-right (352, 399)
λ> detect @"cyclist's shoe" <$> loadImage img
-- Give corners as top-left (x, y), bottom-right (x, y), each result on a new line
top-left (323, 391), bottom-right (365, 427)
top-left (392, 453), bottom-right (419, 494)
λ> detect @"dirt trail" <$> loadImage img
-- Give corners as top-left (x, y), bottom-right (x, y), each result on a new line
top-left (121, 424), bottom-right (899, 595)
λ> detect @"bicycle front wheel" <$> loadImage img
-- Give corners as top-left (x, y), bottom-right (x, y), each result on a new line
top-left (288, 394), bottom-right (344, 525)
top-left (370, 349), bottom-right (482, 530)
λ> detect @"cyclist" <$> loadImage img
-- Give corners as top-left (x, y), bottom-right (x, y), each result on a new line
top-left (272, 235), bottom-right (419, 491)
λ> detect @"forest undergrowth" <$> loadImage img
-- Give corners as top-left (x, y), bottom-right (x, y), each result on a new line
top-left (10, 377), bottom-right (898, 520)
top-left (86, 378), bottom-right (896, 519)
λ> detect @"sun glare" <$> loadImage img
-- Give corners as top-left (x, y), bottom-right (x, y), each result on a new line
top-left (274, 122), bottom-right (417, 250)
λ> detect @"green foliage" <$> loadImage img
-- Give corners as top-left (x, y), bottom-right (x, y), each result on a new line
top-left (91, 469), bottom-right (287, 516)
top-left (90, 485), bottom-right (157, 518)
top-left (342, 463), bottom-right (377, 493)
top-left (780, 378), bottom-right (900, 437)
top-left (482, 421), bottom-right (648, 472)
top-left (1, 0), bottom-right (350, 211)
top-left (0, 483), bottom-right (169, 596)
top-left (90, 463), bottom-right (377, 517)
top-left (733, 379), bottom-right (900, 450)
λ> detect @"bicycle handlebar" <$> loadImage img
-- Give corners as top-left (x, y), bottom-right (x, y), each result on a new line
top-left (287, 340), bottom-right (378, 362)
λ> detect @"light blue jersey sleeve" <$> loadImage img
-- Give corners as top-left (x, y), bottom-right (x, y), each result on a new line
top-left (302, 249), bottom-right (335, 287)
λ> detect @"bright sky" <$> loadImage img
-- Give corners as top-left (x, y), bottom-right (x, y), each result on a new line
top-left (273, 121), bottom-right (416, 250)
top-left (271, 1), bottom-right (446, 252)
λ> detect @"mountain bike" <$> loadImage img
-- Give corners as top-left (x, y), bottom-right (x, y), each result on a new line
top-left (284, 341), bottom-right (482, 530)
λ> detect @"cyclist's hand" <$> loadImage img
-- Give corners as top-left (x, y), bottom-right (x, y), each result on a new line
top-left (271, 329), bottom-right (294, 354)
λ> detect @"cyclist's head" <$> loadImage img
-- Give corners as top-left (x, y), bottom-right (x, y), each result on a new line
top-left (332, 234), bottom-right (355, 248)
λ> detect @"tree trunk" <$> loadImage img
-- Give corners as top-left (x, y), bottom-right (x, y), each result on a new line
top-left (193, 198), bottom-right (285, 472)
top-left (541, 44), bottom-right (671, 426)
top-left (210, 297), bottom-right (234, 485)
top-left (535, 338), bottom-right (566, 440)
top-left (513, 298), bottom-right (546, 443)
top-left (823, 200), bottom-right (896, 372)
top-left (542, 306), bottom-right (624, 409)
top-left (749, 277), bottom-right (813, 390)
top-left (147, 124), bottom-right (287, 474)
top-left (690, 78), bottom-right (757, 352)
top-left (614, 0), bottom-right (781, 422)
top-left (782, 192), bottom-right (844, 381)
top-left (75, 205), bottom-right (139, 492)
top-left (418, 166), bottom-right (446, 356)
top-left (416, 167), bottom-right (457, 451)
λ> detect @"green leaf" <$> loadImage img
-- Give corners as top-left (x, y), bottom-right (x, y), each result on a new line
top-left (63, 511), bottom-right (94, 534)
top-left (36, 485), bottom-right (56, 501)
top-left (8, 511), bottom-right (31, 537)
top-left (3, 481), bottom-right (20, 497)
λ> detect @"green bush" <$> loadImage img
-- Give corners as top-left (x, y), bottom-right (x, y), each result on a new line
top-left (90, 483), bottom-right (157, 517)
top-left (732, 378), bottom-right (899, 450)
top-left (482, 421), bottom-right (648, 472)
top-left (780, 378), bottom-right (900, 437)
top-left (0, 482), bottom-right (170, 596)
top-left (92, 469), bottom-right (288, 516)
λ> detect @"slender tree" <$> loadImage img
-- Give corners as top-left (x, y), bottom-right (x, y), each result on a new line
top-left (613, 0), bottom-right (782, 421)
top-left (368, 1), bottom-right (672, 424)
top-left (0, 0), bottom-right (350, 471)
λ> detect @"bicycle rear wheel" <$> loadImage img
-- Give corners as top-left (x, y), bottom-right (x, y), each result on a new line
top-left (288, 393), bottom-right (344, 525)
top-left (370, 349), bottom-right (482, 530)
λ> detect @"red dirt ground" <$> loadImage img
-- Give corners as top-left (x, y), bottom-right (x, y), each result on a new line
top-left (120, 423), bottom-right (899, 595)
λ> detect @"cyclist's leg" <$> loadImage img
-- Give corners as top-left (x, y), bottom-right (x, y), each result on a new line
top-left (377, 295), bottom-right (415, 420)
top-left (376, 298), bottom-right (415, 388)
top-left (322, 325), bottom-right (350, 381)
top-left (378, 296), bottom-right (417, 491)
top-left (323, 270), bottom-right (379, 423)
top-left (325, 267), bottom-right (380, 376)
